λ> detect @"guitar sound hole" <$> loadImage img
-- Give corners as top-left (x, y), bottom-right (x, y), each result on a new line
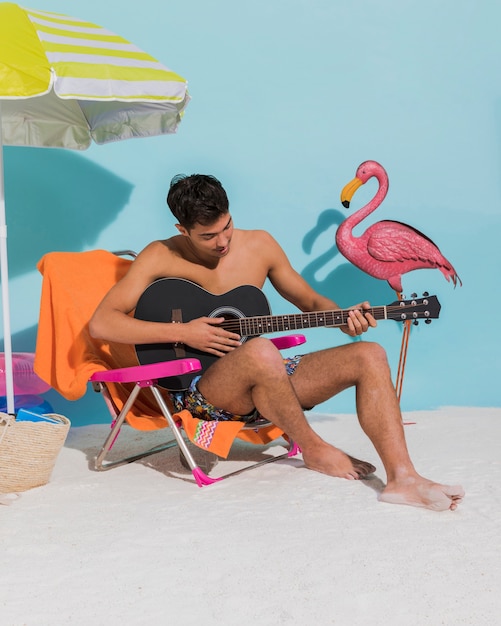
top-left (210, 307), bottom-right (248, 344)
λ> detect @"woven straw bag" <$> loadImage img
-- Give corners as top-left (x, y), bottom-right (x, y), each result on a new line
top-left (0, 413), bottom-right (71, 493)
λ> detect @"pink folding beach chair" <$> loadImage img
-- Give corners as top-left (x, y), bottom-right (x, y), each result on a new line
top-left (35, 249), bottom-right (304, 487)
top-left (90, 335), bottom-right (304, 486)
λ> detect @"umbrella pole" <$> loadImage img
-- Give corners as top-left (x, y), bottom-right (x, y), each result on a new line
top-left (0, 102), bottom-right (15, 415)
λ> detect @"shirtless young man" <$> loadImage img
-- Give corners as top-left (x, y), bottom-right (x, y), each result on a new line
top-left (90, 174), bottom-right (464, 511)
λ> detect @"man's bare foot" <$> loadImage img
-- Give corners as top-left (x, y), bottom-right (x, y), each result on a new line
top-left (379, 476), bottom-right (465, 511)
top-left (302, 443), bottom-right (376, 480)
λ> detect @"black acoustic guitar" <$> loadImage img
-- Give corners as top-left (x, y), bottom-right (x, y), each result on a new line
top-left (135, 278), bottom-right (441, 391)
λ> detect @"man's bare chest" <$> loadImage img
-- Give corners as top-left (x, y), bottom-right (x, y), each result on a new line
top-left (158, 231), bottom-right (271, 294)
top-left (162, 255), bottom-right (266, 295)
top-left (180, 264), bottom-right (266, 294)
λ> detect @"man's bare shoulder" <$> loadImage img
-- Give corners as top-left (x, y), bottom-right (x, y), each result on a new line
top-left (237, 228), bottom-right (279, 248)
top-left (239, 229), bottom-right (287, 259)
top-left (140, 236), bottom-right (183, 257)
top-left (129, 237), bottom-right (186, 280)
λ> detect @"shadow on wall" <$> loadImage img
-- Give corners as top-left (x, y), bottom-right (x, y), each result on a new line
top-left (301, 208), bottom-right (395, 309)
top-left (3, 146), bottom-right (134, 278)
top-left (0, 148), bottom-right (134, 425)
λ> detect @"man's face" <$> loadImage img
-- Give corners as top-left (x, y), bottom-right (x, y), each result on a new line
top-left (178, 213), bottom-right (233, 258)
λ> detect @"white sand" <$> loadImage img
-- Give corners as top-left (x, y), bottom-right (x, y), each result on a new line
top-left (1, 407), bottom-right (500, 626)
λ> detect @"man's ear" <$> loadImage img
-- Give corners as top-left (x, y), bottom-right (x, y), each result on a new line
top-left (175, 223), bottom-right (189, 236)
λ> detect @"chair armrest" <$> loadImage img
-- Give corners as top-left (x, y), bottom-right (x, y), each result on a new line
top-left (269, 334), bottom-right (306, 350)
top-left (90, 358), bottom-right (201, 384)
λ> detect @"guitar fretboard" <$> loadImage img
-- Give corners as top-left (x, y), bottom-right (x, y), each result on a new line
top-left (221, 306), bottom-right (388, 336)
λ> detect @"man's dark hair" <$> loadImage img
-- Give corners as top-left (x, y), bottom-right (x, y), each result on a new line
top-left (166, 174), bottom-right (229, 230)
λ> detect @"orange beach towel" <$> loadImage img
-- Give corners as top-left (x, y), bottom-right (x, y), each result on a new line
top-left (34, 250), bottom-right (283, 458)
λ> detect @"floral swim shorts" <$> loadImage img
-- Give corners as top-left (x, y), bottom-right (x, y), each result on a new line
top-left (170, 355), bottom-right (304, 422)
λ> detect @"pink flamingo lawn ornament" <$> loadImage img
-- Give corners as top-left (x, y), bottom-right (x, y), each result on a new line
top-left (336, 160), bottom-right (461, 401)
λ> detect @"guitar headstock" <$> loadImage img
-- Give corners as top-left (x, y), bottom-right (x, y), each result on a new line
top-left (387, 293), bottom-right (441, 324)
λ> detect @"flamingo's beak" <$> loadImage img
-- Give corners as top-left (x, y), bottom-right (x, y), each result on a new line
top-left (340, 176), bottom-right (363, 208)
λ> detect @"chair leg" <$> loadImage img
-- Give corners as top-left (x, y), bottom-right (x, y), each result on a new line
top-left (194, 440), bottom-right (300, 484)
top-left (95, 385), bottom-right (177, 471)
top-left (149, 386), bottom-right (223, 486)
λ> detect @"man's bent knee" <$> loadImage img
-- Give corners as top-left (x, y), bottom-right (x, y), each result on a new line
top-left (355, 341), bottom-right (390, 371)
top-left (239, 337), bottom-right (286, 372)
top-left (204, 336), bottom-right (285, 385)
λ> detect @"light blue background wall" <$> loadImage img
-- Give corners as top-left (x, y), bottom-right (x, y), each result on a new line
top-left (2, 0), bottom-right (500, 425)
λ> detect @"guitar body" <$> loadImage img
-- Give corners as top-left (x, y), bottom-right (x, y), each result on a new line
top-left (135, 278), bottom-right (271, 391)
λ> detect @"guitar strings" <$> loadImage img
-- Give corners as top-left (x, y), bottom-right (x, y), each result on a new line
top-left (219, 302), bottom-right (434, 332)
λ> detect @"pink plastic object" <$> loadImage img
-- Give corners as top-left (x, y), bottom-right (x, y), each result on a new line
top-left (269, 334), bottom-right (306, 350)
top-left (90, 358), bottom-right (201, 384)
top-left (0, 352), bottom-right (51, 395)
top-left (192, 468), bottom-right (223, 487)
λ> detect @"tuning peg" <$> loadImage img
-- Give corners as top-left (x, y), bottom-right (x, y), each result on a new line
top-left (413, 320), bottom-right (419, 326)
top-left (422, 291), bottom-right (429, 297)
top-left (411, 292), bottom-right (417, 298)
top-left (425, 319), bottom-right (432, 324)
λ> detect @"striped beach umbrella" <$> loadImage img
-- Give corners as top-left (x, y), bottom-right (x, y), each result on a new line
top-left (0, 3), bottom-right (190, 413)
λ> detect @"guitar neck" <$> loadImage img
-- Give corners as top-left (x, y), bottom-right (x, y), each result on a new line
top-left (135, 280), bottom-right (439, 391)
top-left (221, 306), bottom-right (388, 336)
